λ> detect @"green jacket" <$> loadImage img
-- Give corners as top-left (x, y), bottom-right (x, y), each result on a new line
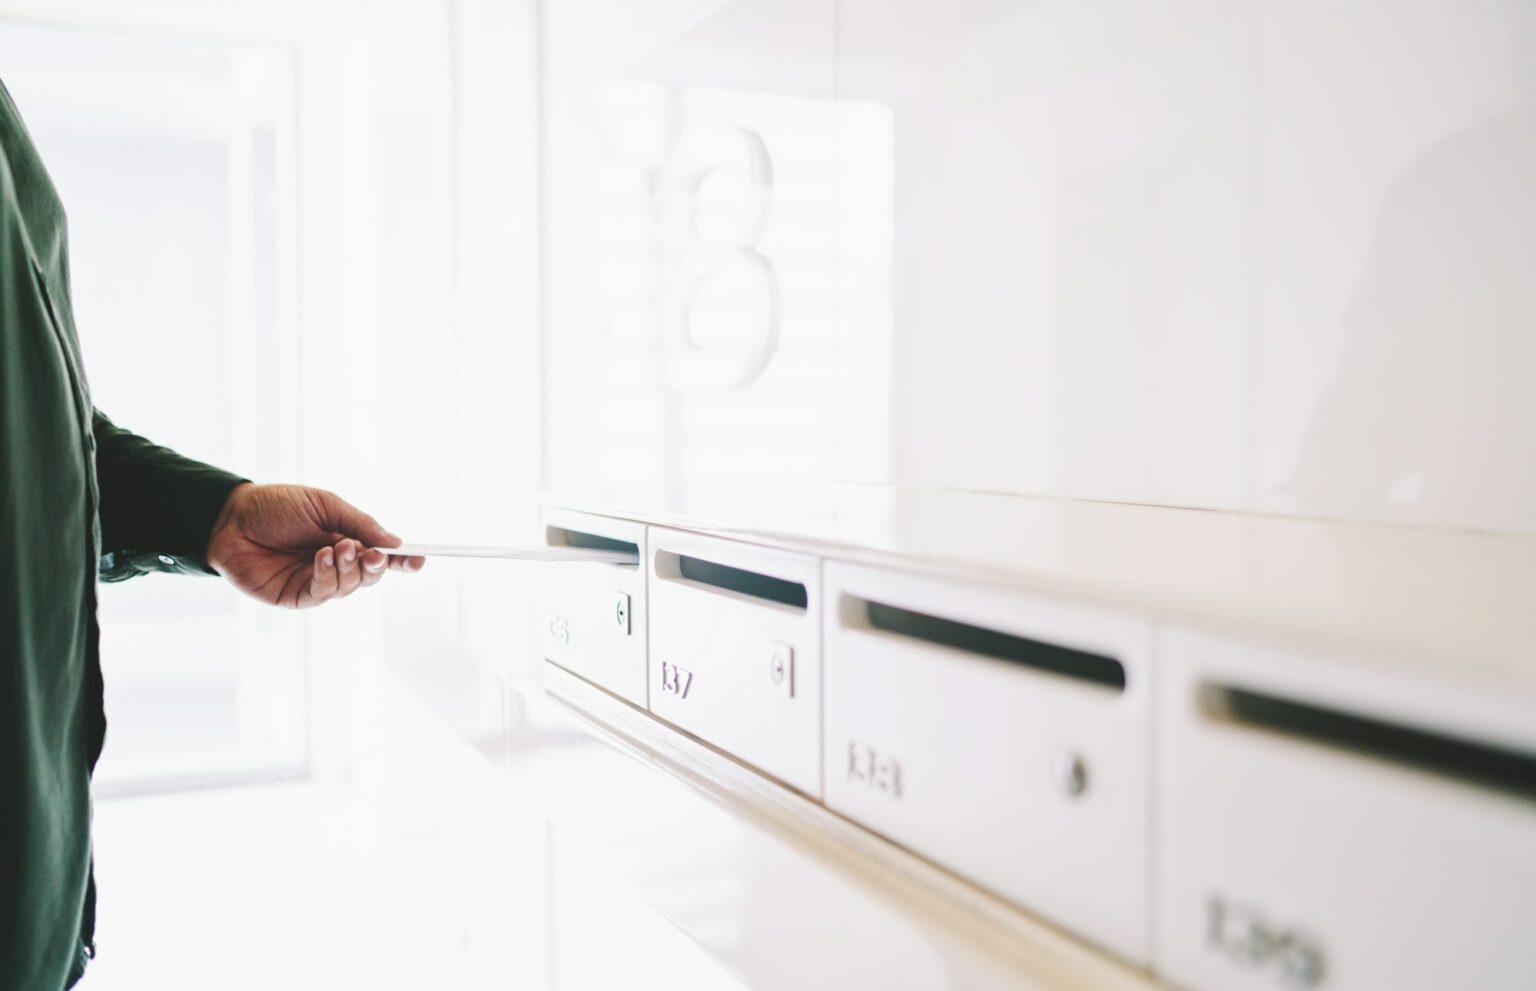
top-left (0, 82), bottom-right (245, 989)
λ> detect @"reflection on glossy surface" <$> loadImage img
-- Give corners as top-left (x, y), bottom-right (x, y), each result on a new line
top-left (555, 483), bottom-right (1536, 687)
top-left (485, 664), bottom-right (1152, 991)
top-left (655, 124), bottom-right (780, 394)
top-left (545, 0), bottom-right (885, 532)
top-left (545, 0), bottom-right (1536, 535)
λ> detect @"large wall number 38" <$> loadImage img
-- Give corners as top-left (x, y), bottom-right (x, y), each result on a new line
top-left (653, 126), bottom-right (780, 395)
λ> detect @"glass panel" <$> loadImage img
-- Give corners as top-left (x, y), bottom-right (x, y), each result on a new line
top-left (0, 22), bottom-right (305, 791)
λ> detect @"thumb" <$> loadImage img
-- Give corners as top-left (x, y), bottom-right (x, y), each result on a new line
top-left (316, 490), bottom-right (399, 548)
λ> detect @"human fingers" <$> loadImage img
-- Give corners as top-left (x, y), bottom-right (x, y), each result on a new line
top-left (333, 539), bottom-right (364, 598)
top-left (308, 545), bottom-right (339, 603)
top-left (359, 547), bottom-right (389, 588)
top-left (387, 553), bottom-right (426, 573)
top-left (316, 490), bottom-right (398, 549)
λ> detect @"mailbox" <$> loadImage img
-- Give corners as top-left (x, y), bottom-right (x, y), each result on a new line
top-left (540, 508), bottom-right (647, 706)
top-left (647, 528), bottom-right (822, 797)
top-left (1156, 627), bottom-right (1536, 991)
top-left (822, 561), bottom-right (1154, 964)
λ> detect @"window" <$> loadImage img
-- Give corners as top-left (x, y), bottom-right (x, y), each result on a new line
top-left (0, 23), bottom-right (305, 792)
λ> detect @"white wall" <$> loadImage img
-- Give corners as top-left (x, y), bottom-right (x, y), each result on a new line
top-left (540, 0), bottom-right (1536, 536)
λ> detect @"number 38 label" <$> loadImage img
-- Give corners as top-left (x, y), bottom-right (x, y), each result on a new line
top-left (654, 127), bottom-right (779, 395)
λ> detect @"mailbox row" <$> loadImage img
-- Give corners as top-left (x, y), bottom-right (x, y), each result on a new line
top-left (539, 507), bottom-right (1536, 991)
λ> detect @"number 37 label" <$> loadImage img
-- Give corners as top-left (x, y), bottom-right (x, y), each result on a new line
top-left (659, 661), bottom-right (694, 700)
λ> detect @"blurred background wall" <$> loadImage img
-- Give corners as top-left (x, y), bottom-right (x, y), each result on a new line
top-left (0, 2), bottom-right (743, 987)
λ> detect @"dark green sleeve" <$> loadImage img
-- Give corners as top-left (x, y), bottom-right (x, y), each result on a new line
top-left (92, 410), bottom-right (248, 581)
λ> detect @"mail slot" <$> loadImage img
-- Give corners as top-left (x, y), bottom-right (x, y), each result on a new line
top-left (822, 562), bottom-right (1153, 964)
top-left (540, 508), bottom-right (648, 706)
top-left (647, 528), bottom-right (821, 796)
top-left (1156, 628), bottom-right (1536, 991)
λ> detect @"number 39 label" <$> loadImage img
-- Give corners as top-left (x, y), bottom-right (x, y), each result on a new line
top-left (1206, 896), bottom-right (1325, 988)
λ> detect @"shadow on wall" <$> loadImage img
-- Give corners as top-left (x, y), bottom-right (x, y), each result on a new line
top-left (1291, 4), bottom-right (1536, 533)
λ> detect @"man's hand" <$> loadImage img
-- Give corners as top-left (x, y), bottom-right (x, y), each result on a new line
top-left (205, 483), bottom-right (425, 609)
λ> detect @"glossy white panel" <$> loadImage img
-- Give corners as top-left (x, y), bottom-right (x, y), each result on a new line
top-left (543, 0), bottom-right (855, 533)
top-left (549, 828), bottom-right (751, 991)
top-left (540, 508), bottom-right (649, 705)
top-left (647, 528), bottom-right (822, 795)
top-left (557, 487), bottom-right (1536, 688)
top-left (841, 0), bottom-right (1250, 511)
top-left (544, 0), bottom-right (1536, 534)
top-left (1156, 627), bottom-right (1536, 991)
top-left (823, 562), bottom-right (1153, 963)
top-left (514, 665), bottom-right (1157, 991)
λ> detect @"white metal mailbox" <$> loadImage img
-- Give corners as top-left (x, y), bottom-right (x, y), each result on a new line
top-left (540, 508), bottom-right (648, 706)
top-left (1156, 628), bottom-right (1536, 991)
top-left (822, 562), bottom-right (1154, 964)
top-left (647, 528), bottom-right (822, 797)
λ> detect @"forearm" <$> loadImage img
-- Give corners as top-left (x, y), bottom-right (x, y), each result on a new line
top-left (92, 411), bottom-right (248, 580)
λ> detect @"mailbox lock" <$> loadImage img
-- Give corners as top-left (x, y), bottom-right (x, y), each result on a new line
top-left (613, 591), bottom-right (631, 635)
top-left (1054, 751), bottom-right (1088, 797)
top-left (768, 641), bottom-right (794, 698)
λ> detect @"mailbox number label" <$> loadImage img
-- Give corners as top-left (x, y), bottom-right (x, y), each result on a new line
top-left (659, 661), bottom-right (694, 700)
top-left (846, 740), bottom-right (902, 799)
top-left (1206, 896), bottom-right (1325, 988)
